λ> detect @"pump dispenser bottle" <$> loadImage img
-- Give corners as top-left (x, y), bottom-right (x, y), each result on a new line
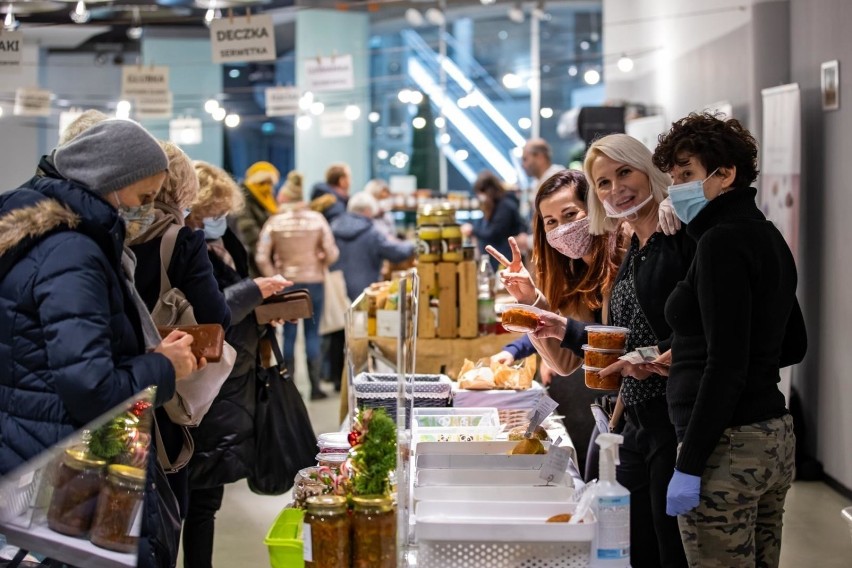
top-left (591, 433), bottom-right (630, 567)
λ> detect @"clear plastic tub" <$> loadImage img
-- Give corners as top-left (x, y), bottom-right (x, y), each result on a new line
top-left (585, 325), bottom-right (630, 350)
top-left (581, 344), bottom-right (624, 368)
top-left (581, 365), bottom-right (622, 391)
top-left (317, 432), bottom-right (350, 454)
top-left (496, 303), bottom-right (544, 333)
top-left (411, 408), bottom-right (501, 446)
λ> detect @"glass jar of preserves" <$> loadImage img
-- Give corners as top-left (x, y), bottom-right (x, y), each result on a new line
top-left (352, 495), bottom-right (396, 568)
top-left (441, 223), bottom-right (463, 262)
top-left (47, 448), bottom-right (107, 537)
top-left (417, 224), bottom-right (442, 262)
top-left (303, 495), bottom-right (350, 568)
top-left (90, 465), bottom-right (146, 553)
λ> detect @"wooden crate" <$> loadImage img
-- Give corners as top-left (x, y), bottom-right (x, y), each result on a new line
top-left (417, 261), bottom-right (479, 339)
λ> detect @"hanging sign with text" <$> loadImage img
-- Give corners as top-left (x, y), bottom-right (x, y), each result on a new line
top-left (265, 86), bottom-right (300, 116)
top-left (320, 110), bottom-right (353, 138)
top-left (210, 14), bottom-right (276, 64)
top-left (135, 93), bottom-right (173, 119)
top-left (14, 87), bottom-right (52, 117)
top-left (304, 54), bottom-right (354, 93)
top-left (122, 66), bottom-right (170, 98)
top-left (169, 117), bottom-right (203, 145)
top-left (0, 31), bottom-right (23, 73)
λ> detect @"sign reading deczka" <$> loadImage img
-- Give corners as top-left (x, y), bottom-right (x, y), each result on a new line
top-left (0, 31), bottom-right (24, 73)
top-left (210, 15), bottom-right (276, 64)
top-left (304, 55), bottom-right (354, 93)
top-left (122, 65), bottom-right (169, 98)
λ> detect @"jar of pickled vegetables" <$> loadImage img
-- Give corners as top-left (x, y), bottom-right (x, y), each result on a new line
top-left (90, 465), bottom-right (146, 553)
top-left (417, 224), bottom-right (442, 262)
top-left (441, 223), bottom-right (463, 262)
top-left (352, 495), bottom-right (396, 568)
top-left (47, 448), bottom-right (107, 537)
top-left (303, 495), bottom-right (350, 568)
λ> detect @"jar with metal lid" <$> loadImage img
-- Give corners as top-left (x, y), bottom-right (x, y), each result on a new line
top-left (47, 448), bottom-right (107, 537)
top-left (303, 495), bottom-right (350, 568)
top-left (416, 224), bottom-right (442, 262)
top-left (441, 223), bottom-right (463, 262)
top-left (352, 495), bottom-right (396, 568)
top-left (90, 465), bottom-right (146, 553)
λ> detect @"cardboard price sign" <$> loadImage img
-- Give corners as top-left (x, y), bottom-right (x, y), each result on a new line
top-left (526, 394), bottom-right (559, 437)
top-left (210, 14), bottom-right (276, 64)
top-left (0, 31), bottom-right (23, 73)
top-left (122, 66), bottom-right (169, 98)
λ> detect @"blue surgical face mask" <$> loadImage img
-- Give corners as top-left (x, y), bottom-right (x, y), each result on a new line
top-left (667, 168), bottom-right (719, 224)
top-left (203, 215), bottom-right (228, 240)
top-left (112, 193), bottom-right (155, 241)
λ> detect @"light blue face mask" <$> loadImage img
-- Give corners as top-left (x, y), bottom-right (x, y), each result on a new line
top-left (667, 168), bottom-right (719, 224)
top-left (203, 215), bottom-right (228, 240)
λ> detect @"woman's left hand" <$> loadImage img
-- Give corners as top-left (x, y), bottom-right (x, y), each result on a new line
top-left (599, 359), bottom-right (653, 381)
top-left (254, 274), bottom-right (293, 299)
top-left (638, 349), bottom-right (672, 377)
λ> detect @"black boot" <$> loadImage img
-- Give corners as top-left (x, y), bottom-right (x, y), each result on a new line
top-left (308, 358), bottom-right (327, 400)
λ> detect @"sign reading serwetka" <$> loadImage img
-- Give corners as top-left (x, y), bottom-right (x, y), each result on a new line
top-left (0, 31), bottom-right (23, 73)
top-left (210, 14), bottom-right (276, 64)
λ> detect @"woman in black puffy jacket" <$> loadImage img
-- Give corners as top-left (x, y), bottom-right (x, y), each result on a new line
top-left (180, 161), bottom-right (291, 568)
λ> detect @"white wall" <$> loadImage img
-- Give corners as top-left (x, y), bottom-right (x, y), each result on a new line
top-left (789, 0), bottom-right (852, 490)
top-left (0, 43), bottom-right (44, 190)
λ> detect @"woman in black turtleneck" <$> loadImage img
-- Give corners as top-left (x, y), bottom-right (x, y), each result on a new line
top-left (651, 113), bottom-right (807, 568)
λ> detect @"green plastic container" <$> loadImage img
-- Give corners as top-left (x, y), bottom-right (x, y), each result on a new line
top-left (265, 507), bottom-right (305, 568)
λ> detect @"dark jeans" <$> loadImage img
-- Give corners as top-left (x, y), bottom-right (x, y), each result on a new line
top-left (182, 485), bottom-right (225, 568)
top-left (282, 282), bottom-right (324, 361)
top-left (617, 396), bottom-right (688, 568)
top-left (326, 329), bottom-right (346, 389)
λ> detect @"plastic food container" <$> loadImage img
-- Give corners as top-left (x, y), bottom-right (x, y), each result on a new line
top-left (582, 365), bottom-right (622, 391)
top-left (497, 304), bottom-right (544, 334)
top-left (582, 344), bottom-right (624, 368)
top-left (265, 507), bottom-right (304, 568)
top-left (317, 432), bottom-right (350, 454)
top-left (315, 453), bottom-right (348, 470)
top-left (585, 325), bottom-right (630, 350)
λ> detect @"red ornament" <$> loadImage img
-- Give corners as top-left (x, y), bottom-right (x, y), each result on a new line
top-left (348, 430), bottom-right (359, 447)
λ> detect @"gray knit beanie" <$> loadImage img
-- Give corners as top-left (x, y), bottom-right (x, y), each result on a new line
top-left (54, 118), bottom-right (168, 195)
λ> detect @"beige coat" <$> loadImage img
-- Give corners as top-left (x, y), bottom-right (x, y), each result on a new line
top-left (255, 203), bottom-right (339, 283)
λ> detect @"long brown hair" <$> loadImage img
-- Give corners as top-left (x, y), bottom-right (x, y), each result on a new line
top-left (531, 169), bottom-right (622, 316)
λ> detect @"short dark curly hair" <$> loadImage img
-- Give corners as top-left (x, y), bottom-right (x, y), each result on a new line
top-left (652, 112), bottom-right (760, 189)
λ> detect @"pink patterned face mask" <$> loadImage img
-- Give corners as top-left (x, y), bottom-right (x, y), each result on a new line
top-left (545, 216), bottom-right (592, 259)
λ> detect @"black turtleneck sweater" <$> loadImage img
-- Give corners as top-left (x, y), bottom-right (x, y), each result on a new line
top-left (665, 187), bottom-right (807, 475)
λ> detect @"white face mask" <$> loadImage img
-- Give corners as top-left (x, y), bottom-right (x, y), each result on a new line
top-left (602, 193), bottom-right (654, 219)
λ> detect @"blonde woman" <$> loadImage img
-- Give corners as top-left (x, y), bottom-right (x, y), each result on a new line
top-left (183, 161), bottom-right (290, 568)
top-left (255, 170), bottom-right (338, 400)
top-left (534, 134), bottom-right (694, 568)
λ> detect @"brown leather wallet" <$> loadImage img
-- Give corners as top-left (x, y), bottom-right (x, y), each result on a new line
top-left (157, 324), bottom-right (225, 363)
top-left (254, 289), bottom-right (314, 324)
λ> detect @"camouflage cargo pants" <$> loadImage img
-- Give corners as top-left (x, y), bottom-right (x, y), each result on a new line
top-left (678, 414), bottom-right (795, 567)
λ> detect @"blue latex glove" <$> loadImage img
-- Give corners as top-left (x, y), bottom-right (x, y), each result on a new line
top-left (666, 469), bottom-right (701, 516)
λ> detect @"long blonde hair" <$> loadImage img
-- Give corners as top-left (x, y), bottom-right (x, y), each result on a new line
top-left (583, 134), bottom-right (670, 235)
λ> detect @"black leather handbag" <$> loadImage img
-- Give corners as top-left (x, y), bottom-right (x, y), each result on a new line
top-left (247, 328), bottom-right (318, 495)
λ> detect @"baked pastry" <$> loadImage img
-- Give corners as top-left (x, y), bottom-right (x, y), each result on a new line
top-left (510, 437), bottom-right (546, 455)
top-left (507, 425), bottom-right (548, 441)
top-left (546, 513), bottom-right (573, 523)
top-left (458, 366), bottom-right (495, 390)
top-left (500, 307), bottom-right (540, 333)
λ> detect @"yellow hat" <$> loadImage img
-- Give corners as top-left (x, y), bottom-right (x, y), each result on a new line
top-left (245, 161), bottom-right (279, 179)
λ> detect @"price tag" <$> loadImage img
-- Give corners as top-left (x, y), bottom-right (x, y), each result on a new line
top-left (539, 443), bottom-right (571, 485)
top-left (526, 394), bottom-right (558, 436)
top-left (302, 523), bottom-right (312, 561)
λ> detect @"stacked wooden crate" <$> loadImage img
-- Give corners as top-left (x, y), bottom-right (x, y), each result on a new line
top-left (417, 261), bottom-right (478, 339)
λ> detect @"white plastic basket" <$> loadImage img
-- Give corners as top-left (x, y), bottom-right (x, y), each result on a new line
top-left (415, 501), bottom-right (593, 568)
top-left (842, 506), bottom-right (852, 546)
